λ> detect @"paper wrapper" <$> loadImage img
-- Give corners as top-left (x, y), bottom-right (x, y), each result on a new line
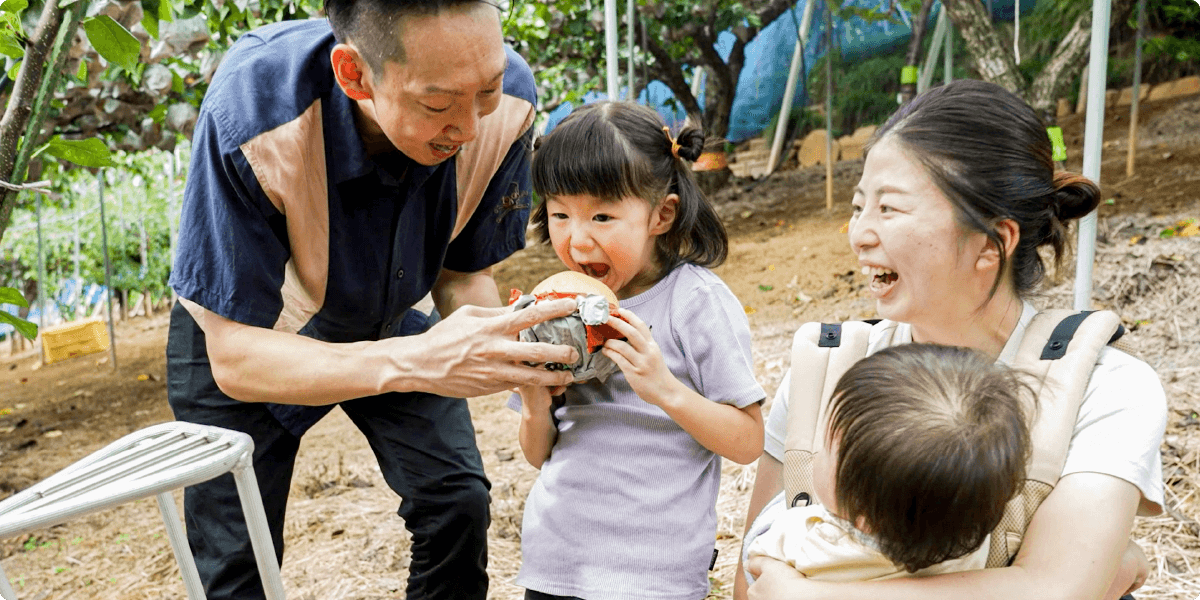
top-left (511, 293), bottom-right (623, 383)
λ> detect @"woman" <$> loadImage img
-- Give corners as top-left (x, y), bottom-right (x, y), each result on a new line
top-left (736, 80), bottom-right (1166, 600)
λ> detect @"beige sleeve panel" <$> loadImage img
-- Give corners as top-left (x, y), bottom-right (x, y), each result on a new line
top-left (239, 101), bottom-right (330, 334)
top-left (452, 93), bottom-right (536, 242)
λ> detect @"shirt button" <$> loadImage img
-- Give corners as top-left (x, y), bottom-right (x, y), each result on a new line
top-left (396, 269), bottom-right (405, 279)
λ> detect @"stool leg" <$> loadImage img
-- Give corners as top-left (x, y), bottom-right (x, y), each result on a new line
top-left (156, 490), bottom-right (207, 600)
top-left (0, 558), bottom-right (18, 600)
top-left (231, 459), bottom-right (285, 600)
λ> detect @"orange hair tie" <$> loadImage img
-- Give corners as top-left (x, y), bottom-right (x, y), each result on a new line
top-left (663, 126), bottom-right (681, 158)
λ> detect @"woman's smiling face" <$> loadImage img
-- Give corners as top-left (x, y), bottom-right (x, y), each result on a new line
top-left (848, 136), bottom-right (993, 329)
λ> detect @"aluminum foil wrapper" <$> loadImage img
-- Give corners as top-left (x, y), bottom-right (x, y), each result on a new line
top-left (512, 293), bottom-right (621, 383)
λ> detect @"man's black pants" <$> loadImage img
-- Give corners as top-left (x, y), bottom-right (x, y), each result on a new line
top-left (166, 304), bottom-right (490, 600)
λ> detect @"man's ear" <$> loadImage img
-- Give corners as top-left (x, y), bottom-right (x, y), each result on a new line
top-left (976, 218), bottom-right (1020, 272)
top-left (331, 44), bottom-right (371, 101)
top-left (650, 193), bottom-right (679, 235)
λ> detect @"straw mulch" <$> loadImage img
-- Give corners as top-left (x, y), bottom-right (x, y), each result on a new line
top-left (1, 213), bottom-right (1197, 599)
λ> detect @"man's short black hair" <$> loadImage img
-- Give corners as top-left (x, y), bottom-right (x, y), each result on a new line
top-left (325, 0), bottom-right (495, 78)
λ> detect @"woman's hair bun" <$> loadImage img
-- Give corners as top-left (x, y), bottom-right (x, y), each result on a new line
top-left (1050, 171), bottom-right (1101, 222)
top-left (675, 125), bottom-right (706, 162)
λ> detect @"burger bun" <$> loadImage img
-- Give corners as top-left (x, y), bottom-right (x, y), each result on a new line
top-left (531, 270), bottom-right (619, 308)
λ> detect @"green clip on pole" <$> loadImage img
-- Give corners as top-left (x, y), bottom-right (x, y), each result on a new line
top-left (900, 65), bottom-right (919, 85)
top-left (1047, 126), bottom-right (1067, 162)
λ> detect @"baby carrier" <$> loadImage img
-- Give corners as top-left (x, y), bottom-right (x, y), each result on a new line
top-left (782, 309), bottom-right (1130, 567)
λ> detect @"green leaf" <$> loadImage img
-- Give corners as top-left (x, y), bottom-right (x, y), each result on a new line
top-left (0, 286), bottom-right (30, 308)
top-left (40, 136), bottom-right (116, 168)
top-left (0, 310), bottom-right (37, 340)
top-left (0, 30), bottom-right (24, 58)
top-left (158, 0), bottom-right (173, 21)
top-left (82, 15), bottom-right (141, 73)
top-left (0, 0), bottom-right (27, 13)
top-left (7, 59), bottom-right (20, 79)
top-left (76, 59), bottom-right (87, 82)
top-left (147, 103), bottom-right (167, 122)
top-left (142, 8), bottom-right (159, 39)
top-left (758, 284), bottom-right (774, 292)
top-left (171, 70), bottom-right (183, 94)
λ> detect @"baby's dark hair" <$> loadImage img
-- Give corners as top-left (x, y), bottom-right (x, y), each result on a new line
top-left (530, 101), bottom-right (727, 269)
top-left (826, 343), bottom-right (1034, 573)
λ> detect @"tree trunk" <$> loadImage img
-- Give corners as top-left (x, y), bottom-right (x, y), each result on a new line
top-left (941, 0), bottom-right (1026, 95)
top-left (899, 0), bottom-right (936, 104)
top-left (1028, 12), bottom-right (1092, 123)
top-left (0, 0), bottom-right (69, 244)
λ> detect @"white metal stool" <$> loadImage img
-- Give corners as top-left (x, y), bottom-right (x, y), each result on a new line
top-left (0, 421), bottom-right (285, 600)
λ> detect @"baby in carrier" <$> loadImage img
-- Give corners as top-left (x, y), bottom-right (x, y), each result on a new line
top-left (745, 343), bottom-right (1033, 581)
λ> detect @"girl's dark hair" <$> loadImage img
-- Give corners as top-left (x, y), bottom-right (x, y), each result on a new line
top-left (869, 79), bottom-right (1100, 297)
top-left (530, 101), bottom-right (727, 269)
top-left (826, 343), bottom-right (1034, 573)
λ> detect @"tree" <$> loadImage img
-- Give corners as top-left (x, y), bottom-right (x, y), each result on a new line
top-left (940, 0), bottom-right (1133, 121)
top-left (511, 0), bottom-right (796, 141)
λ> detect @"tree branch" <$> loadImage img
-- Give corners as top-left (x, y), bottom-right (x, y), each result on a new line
top-left (941, 0), bottom-right (1026, 95)
top-left (0, 0), bottom-right (67, 244)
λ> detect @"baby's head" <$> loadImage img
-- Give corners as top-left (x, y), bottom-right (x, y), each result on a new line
top-left (818, 343), bottom-right (1033, 573)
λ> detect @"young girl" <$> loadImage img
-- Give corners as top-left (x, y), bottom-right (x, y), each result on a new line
top-left (509, 101), bottom-right (766, 600)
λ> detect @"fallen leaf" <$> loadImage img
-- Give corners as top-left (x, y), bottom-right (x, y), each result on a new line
top-left (0, 408), bottom-right (11, 416)
top-left (137, 374), bottom-right (150, 381)
top-left (43, 430), bottom-right (63, 438)
top-left (744, 305), bottom-right (757, 315)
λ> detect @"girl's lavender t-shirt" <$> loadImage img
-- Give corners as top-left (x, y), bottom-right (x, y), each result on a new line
top-left (508, 263), bottom-right (766, 600)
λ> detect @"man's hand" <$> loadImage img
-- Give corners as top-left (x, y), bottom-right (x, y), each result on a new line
top-left (390, 297), bottom-right (579, 398)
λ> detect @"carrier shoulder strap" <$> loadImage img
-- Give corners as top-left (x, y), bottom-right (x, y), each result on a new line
top-left (782, 320), bottom-right (893, 509)
top-left (985, 309), bottom-right (1122, 567)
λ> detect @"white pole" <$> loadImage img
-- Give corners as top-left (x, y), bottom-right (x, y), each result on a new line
top-left (1073, 0), bottom-right (1111, 311)
top-left (605, 0), bottom-right (619, 99)
top-left (767, 0), bottom-right (817, 173)
top-left (627, 0), bottom-right (634, 100)
top-left (944, 17), bottom-right (953, 85)
top-left (918, 9), bottom-right (948, 95)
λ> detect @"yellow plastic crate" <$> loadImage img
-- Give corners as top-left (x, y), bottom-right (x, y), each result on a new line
top-left (40, 317), bottom-right (110, 364)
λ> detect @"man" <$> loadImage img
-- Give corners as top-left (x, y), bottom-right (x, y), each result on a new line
top-left (166, 1), bottom-right (577, 598)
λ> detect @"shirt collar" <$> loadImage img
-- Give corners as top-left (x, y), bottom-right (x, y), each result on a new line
top-left (323, 87), bottom-right (449, 190)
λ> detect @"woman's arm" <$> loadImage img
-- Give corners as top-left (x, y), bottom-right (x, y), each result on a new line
top-left (734, 453), bottom-right (784, 600)
top-left (602, 309), bottom-right (764, 464)
top-left (748, 471), bottom-right (1141, 600)
top-left (517, 385), bottom-right (558, 468)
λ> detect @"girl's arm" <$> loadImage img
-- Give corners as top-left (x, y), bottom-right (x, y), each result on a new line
top-left (517, 385), bottom-right (558, 469)
top-left (602, 309), bottom-right (765, 465)
top-left (734, 453), bottom-right (784, 600)
top-left (747, 471), bottom-right (1141, 600)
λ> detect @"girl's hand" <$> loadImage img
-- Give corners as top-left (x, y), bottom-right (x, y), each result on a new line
top-left (602, 308), bottom-right (679, 406)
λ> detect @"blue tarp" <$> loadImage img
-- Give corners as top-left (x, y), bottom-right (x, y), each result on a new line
top-left (544, 0), bottom-right (1035, 142)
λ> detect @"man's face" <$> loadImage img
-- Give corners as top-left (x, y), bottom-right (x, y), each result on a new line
top-left (363, 4), bottom-right (507, 165)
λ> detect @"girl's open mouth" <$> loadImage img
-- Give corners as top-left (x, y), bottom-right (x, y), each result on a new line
top-left (581, 263), bottom-right (610, 279)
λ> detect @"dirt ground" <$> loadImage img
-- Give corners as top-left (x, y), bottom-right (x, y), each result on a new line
top-left (1, 95), bottom-right (1199, 600)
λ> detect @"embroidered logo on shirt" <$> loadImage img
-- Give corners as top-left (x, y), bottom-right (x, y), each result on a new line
top-left (495, 181), bottom-right (530, 223)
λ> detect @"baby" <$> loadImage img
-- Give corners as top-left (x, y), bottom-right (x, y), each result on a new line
top-left (746, 343), bottom-right (1033, 581)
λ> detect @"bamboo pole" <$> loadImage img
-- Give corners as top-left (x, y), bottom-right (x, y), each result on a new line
top-left (98, 170), bottom-right (117, 370)
top-left (626, 0), bottom-right (634, 100)
top-left (1126, 0), bottom-right (1145, 178)
top-left (824, 2), bottom-right (834, 211)
top-left (767, 0), bottom-right (817, 174)
top-left (34, 192), bottom-right (46, 363)
top-left (605, 0), bottom-right (618, 98)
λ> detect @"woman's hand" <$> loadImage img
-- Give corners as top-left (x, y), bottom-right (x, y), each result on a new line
top-left (602, 308), bottom-right (679, 406)
top-left (747, 556), bottom-right (814, 600)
